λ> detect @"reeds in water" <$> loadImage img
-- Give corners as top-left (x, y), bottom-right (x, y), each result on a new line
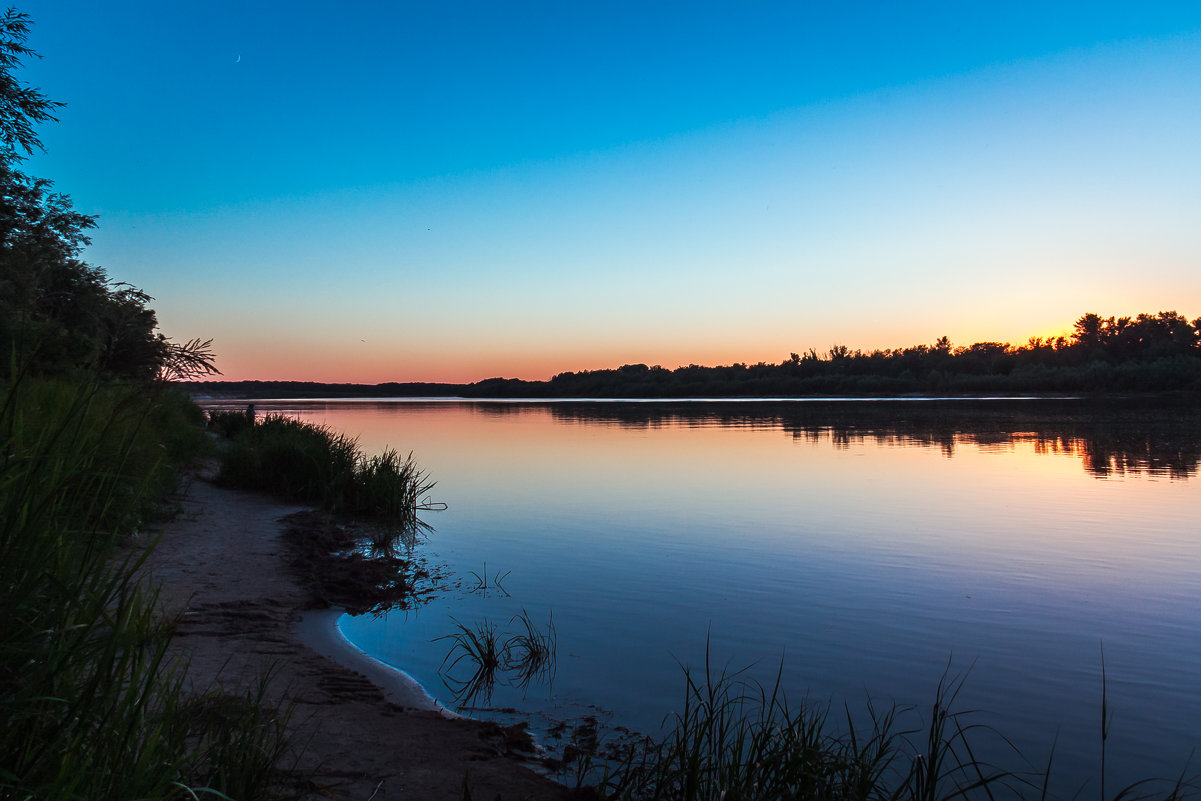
top-left (436, 618), bottom-right (508, 707)
top-left (505, 609), bottom-right (557, 691)
top-left (585, 648), bottom-right (1200, 801)
top-left (434, 609), bottom-right (558, 709)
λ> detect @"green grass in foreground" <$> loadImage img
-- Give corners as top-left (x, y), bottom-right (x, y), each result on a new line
top-left (1, 378), bottom-right (298, 800)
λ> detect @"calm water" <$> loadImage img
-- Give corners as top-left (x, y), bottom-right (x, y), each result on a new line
top-left (214, 398), bottom-right (1201, 790)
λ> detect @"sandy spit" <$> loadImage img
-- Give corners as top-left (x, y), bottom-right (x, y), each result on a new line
top-left (137, 474), bottom-right (573, 801)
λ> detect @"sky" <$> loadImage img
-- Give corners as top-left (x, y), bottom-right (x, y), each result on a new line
top-left (16, 1), bottom-right (1201, 383)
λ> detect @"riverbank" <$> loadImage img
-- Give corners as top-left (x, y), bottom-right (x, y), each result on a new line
top-left (137, 472), bottom-right (572, 801)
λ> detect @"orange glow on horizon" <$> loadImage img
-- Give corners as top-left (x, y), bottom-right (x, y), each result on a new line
top-left (204, 310), bottom-right (1182, 385)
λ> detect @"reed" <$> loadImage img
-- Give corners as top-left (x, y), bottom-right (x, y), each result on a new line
top-left (215, 414), bottom-right (358, 505)
top-left (208, 408), bottom-right (256, 438)
top-left (355, 447), bottom-right (440, 551)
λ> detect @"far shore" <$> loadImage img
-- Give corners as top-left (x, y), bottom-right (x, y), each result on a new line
top-left (140, 473), bottom-right (570, 801)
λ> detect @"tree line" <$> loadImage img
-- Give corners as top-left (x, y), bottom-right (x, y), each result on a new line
top-left (462, 310), bottom-right (1201, 397)
top-left (189, 311), bottom-right (1201, 399)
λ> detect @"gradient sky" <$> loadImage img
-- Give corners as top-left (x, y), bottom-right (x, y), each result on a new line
top-left (17, 1), bottom-right (1201, 382)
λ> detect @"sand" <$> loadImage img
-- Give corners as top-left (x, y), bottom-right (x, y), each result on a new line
top-left (137, 473), bottom-right (574, 801)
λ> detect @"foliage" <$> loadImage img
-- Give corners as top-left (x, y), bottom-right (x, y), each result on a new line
top-left (209, 407), bottom-right (259, 438)
top-left (0, 377), bottom-right (295, 800)
top-left (0, 17), bottom-right (293, 796)
top-left (215, 413), bottom-right (359, 505)
top-left (159, 337), bottom-right (220, 382)
top-left (0, 9), bottom-right (217, 383)
top-left (0, 8), bottom-right (60, 161)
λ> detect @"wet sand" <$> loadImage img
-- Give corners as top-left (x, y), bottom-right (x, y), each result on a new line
top-left (138, 474), bottom-right (572, 801)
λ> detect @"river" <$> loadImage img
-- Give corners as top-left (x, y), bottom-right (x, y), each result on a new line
top-left (206, 397), bottom-right (1201, 792)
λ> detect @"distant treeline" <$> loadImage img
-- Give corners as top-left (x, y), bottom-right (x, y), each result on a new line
top-left (467, 310), bottom-right (1201, 397)
top-left (186, 380), bottom-right (470, 398)
top-left (186, 311), bottom-right (1201, 399)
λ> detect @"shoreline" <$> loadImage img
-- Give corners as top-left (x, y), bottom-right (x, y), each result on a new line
top-left (143, 475), bottom-right (570, 801)
top-left (293, 607), bottom-right (458, 718)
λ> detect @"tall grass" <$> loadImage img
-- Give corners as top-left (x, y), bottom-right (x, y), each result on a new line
top-left (214, 414), bottom-right (358, 505)
top-left (213, 413), bottom-right (442, 550)
top-left (0, 378), bottom-right (297, 800)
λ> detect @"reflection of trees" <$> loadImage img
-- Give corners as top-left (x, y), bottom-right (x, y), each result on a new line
top-left (538, 399), bottom-right (1201, 480)
top-left (204, 398), bottom-right (1201, 480)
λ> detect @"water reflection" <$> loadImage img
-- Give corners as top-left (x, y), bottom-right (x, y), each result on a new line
top-left (203, 396), bottom-right (1201, 481)
top-left (539, 399), bottom-right (1201, 479)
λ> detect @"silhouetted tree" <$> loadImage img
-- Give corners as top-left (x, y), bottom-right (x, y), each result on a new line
top-left (1073, 313), bottom-right (1105, 348)
top-left (0, 9), bottom-right (216, 382)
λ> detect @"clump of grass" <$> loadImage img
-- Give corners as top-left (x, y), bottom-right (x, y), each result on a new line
top-left (588, 652), bottom-right (861, 801)
top-left (504, 609), bottom-right (557, 691)
top-left (214, 414), bottom-right (358, 504)
top-left (212, 413), bottom-right (442, 547)
top-left (436, 618), bottom-right (507, 708)
top-left (356, 447), bottom-right (443, 552)
top-left (434, 610), bottom-right (558, 708)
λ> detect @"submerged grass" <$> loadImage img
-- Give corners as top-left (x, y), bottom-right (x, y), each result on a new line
top-left (213, 413), bottom-right (442, 550)
top-left (0, 378), bottom-right (299, 800)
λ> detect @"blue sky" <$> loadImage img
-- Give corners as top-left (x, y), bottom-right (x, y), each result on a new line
top-left (18, 1), bottom-right (1201, 382)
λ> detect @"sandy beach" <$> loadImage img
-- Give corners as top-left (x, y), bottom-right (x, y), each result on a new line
top-left (138, 472), bottom-right (573, 801)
